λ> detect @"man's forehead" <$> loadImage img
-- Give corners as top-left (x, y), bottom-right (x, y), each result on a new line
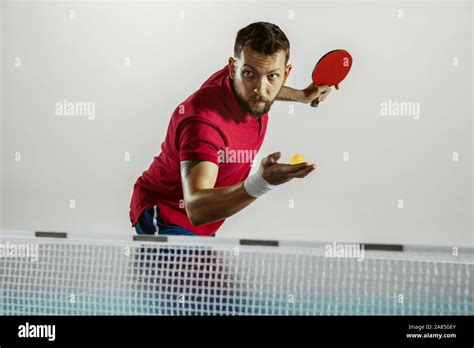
top-left (238, 47), bottom-right (286, 71)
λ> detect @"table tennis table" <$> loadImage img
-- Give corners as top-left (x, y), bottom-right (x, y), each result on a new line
top-left (1, 231), bottom-right (472, 315)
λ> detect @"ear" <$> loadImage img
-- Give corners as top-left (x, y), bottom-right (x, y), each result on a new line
top-left (228, 57), bottom-right (237, 80)
top-left (283, 64), bottom-right (292, 84)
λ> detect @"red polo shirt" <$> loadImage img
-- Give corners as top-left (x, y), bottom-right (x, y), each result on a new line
top-left (129, 65), bottom-right (269, 236)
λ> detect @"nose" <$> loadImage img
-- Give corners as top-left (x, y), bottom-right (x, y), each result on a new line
top-left (253, 79), bottom-right (266, 100)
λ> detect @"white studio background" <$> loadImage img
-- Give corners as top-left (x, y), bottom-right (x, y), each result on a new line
top-left (0, 0), bottom-right (472, 246)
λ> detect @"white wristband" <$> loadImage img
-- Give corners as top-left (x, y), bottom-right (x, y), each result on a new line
top-left (244, 170), bottom-right (276, 198)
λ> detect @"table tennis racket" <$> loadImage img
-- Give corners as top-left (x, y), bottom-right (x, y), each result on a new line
top-left (311, 49), bottom-right (353, 107)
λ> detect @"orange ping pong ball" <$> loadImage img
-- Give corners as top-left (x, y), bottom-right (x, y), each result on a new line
top-left (290, 154), bottom-right (306, 165)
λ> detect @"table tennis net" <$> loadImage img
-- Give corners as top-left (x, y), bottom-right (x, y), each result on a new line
top-left (1, 238), bottom-right (472, 315)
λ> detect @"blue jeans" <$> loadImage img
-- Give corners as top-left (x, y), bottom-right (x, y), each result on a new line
top-left (135, 204), bottom-right (195, 236)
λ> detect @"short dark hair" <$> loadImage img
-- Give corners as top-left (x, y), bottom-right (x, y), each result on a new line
top-left (234, 22), bottom-right (290, 64)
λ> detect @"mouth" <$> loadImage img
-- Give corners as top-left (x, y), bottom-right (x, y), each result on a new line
top-left (252, 100), bottom-right (266, 107)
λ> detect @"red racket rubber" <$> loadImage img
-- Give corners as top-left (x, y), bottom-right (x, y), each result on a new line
top-left (311, 49), bottom-right (352, 107)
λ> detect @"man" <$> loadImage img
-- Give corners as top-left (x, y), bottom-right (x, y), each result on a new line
top-left (130, 22), bottom-right (334, 237)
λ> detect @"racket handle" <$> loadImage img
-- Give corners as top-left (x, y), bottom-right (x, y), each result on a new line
top-left (311, 99), bottom-right (319, 107)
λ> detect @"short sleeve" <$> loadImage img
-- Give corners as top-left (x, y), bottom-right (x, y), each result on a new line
top-left (178, 121), bottom-right (226, 165)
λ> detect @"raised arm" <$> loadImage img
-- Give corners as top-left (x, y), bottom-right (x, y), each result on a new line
top-left (276, 84), bottom-right (333, 104)
top-left (275, 85), bottom-right (306, 102)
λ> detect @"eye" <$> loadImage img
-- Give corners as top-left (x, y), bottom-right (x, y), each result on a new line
top-left (268, 74), bottom-right (279, 81)
top-left (243, 71), bottom-right (254, 77)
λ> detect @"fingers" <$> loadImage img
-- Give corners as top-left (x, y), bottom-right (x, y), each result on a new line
top-left (290, 164), bottom-right (317, 178)
top-left (272, 162), bottom-right (312, 175)
top-left (317, 86), bottom-right (331, 102)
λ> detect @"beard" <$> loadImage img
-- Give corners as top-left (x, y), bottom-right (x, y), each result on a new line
top-left (232, 80), bottom-right (279, 118)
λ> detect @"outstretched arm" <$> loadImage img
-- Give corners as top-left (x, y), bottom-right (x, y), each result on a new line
top-left (275, 85), bottom-right (306, 102)
top-left (276, 84), bottom-right (335, 104)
